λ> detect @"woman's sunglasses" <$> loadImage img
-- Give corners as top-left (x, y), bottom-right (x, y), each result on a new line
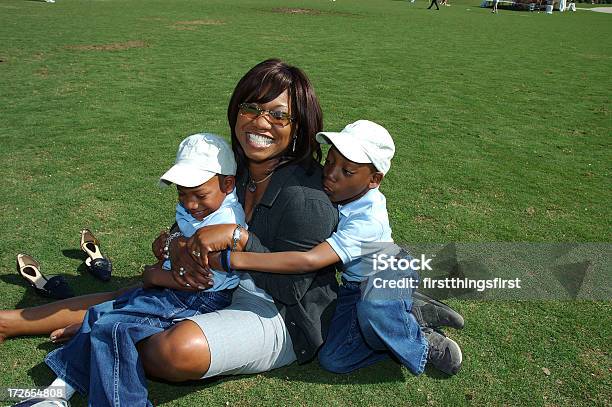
top-left (238, 103), bottom-right (294, 127)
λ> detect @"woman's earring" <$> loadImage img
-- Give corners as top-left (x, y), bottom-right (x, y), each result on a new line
top-left (292, 135), bottom-right (297, 153)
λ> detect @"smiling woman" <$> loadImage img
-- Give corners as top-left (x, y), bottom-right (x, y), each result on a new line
top-left (235, 90), bottom-right (295, 175)
top-left (228, 60), bottom-right (323, 172)
top-left (166, 60), bottom-right (338, 379)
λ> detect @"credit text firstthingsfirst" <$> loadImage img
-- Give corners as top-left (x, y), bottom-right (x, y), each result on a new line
top-left (371, 277), bottom-right (522, 292)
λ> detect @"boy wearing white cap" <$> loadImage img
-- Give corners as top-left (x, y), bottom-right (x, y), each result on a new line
top-left (42, 133), bottom-right (246, 406)
top-left (153, 132), bottom-right (246, 292)
top-left (217, 120), bottom-right (463, 376)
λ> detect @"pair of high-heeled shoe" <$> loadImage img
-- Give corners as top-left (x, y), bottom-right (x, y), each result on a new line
top-left (16, 229), bottom-right (112, 299)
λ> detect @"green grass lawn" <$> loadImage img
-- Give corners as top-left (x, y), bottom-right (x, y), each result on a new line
top-left (1, 0), bottom-right (610, 405)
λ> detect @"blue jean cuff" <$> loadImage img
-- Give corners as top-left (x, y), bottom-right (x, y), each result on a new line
top-left (417, 341), bottom-right (429, 375)
top-left (45, 349), bottom-right (87, 395)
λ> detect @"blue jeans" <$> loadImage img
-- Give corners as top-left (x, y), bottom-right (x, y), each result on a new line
top-left (318, 278), bottom-right (428, 375)
top-left (45, 287), bottom-right (233, 407)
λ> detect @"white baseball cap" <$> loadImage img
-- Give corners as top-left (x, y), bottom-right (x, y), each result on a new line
top-left (316, 120), bottom-right (395, 174)
top-left (160, 133), bottom-right (236, 188)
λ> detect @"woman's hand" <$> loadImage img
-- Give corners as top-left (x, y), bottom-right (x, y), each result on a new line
top-left (169, 236), bottom-right (214, 290)
top-left (152, 230), bottom-right (169, 260)
top-left (187, 224), bottom-right (248, 270)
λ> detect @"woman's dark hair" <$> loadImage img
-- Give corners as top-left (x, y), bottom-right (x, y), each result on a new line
top-left (227, 59), bottom-right (323, 174)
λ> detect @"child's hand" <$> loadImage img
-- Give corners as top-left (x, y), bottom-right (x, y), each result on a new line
top-left (152, 230), bottom-right (169, 260)
top-left (142, 262), bottom-right (164, 289)
top-left (208, 252), bottom-right (223, 271)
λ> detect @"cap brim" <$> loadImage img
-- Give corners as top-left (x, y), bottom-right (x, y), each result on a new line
top-left (316, 132), bottom-right (371, 164)
top-left (159, 164), bottom-right (216, 188)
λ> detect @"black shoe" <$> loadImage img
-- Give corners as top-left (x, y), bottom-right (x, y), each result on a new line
top-left (422, 328), bottom-right (462, 375)
top-left (16, 254), bottom-right (74, 299)
top-left (80, 229), bottom-right (112, 281)
top-left (411, 291), bottom-right (464, 329)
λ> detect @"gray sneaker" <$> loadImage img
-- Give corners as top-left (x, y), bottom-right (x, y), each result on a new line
top-left (411, 291), bottom-right (465, 329)
top-left (422, 328), bottom-right (462, 375)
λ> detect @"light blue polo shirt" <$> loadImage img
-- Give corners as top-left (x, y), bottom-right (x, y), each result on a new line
top-left (163, 189), bottom-right (246, 292)
top-left (326, 188), bottom-right (393, 282)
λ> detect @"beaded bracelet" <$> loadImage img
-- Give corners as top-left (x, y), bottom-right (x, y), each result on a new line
top-left (163, 231), bottom-right (183, 260)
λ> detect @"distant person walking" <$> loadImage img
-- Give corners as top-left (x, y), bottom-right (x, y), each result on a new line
top-left (492, 0), bottom-right (499, 12)
top-left (428, 0), bottom-right (440, 10)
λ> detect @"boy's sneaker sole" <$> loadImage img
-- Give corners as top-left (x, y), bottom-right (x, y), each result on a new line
top-left (422, 328), bottom-right (462, 375)
top-left (412, 291), bottom-right (465, 329)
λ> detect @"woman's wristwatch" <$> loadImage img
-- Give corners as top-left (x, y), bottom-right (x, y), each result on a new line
top-left (231, 225), bottom-right (243, 251)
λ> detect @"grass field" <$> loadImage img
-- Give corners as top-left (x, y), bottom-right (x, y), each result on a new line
top-left (1, 0), bottom-right (610, 405)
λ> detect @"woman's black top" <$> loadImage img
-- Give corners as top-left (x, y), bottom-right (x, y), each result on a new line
top-left (237, 163), bottom-right (339, 364)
